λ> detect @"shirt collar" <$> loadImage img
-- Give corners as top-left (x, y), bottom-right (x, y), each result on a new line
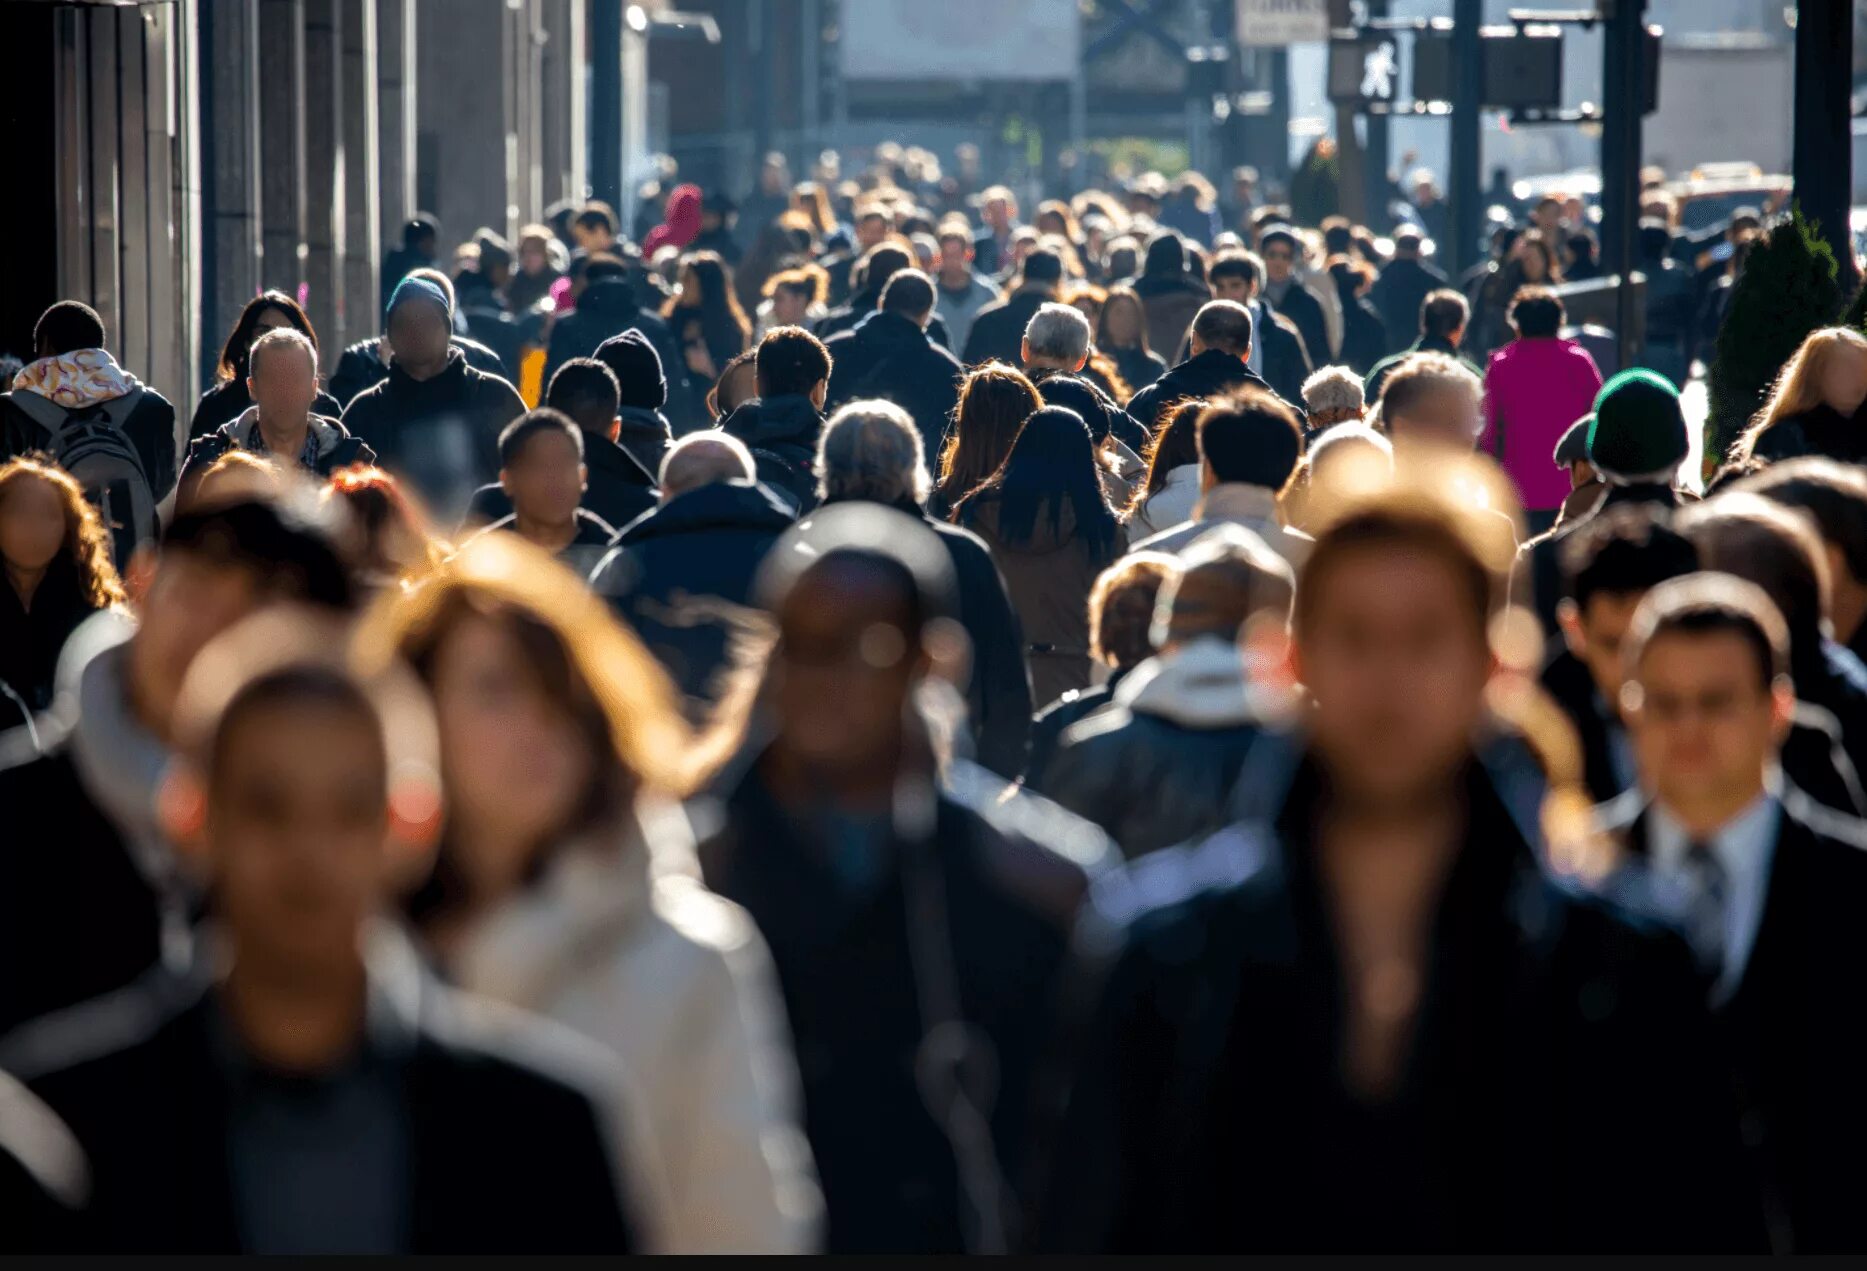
top-left (1646, 785), bottom-right (1779, 881)
top-left (1200, 482), bottom-right (1279, 524)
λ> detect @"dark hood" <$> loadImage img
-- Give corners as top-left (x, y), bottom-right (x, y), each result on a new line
top-left (614, 406), bottom-right (672, 450)
top-left (720, 394), bottom-right (824, 450)
top-left (585, 427), bottom-right (657, 486)
top-left (619, 478), bottom-right (796, 545)
top-left (1143, 233), bottom-right (1187, 278)
top-left (576, 279), bottom-right (645, 323)
top-left (383, 347), bottom-right (471, 396)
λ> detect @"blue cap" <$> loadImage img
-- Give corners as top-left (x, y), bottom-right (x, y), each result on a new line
top-left (385, 274), bottom-right (452, 324)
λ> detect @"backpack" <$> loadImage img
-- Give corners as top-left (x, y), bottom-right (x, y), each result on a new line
top-left (9, 388), bottom-right (157, 568)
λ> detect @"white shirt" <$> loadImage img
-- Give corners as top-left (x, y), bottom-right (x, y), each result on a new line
top-left (1646, 788), bottom-right (1780, 1005)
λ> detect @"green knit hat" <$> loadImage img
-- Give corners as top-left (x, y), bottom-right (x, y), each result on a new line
top-left (1587, 369), bottom-right (1688, 479)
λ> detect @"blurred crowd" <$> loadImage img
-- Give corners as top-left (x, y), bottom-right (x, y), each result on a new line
top-left (0, 138), bottom-right (1861, 1254)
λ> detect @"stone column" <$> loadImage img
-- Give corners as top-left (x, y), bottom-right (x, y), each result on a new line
top-left (302, 0), bottom-right (343, 365)
top-left (416, 0), bottom-right (510, 243)
top-left (340, 0), bottom-right (381, 348)
top-left (538, 0), bottom-right (585, 213)
top-left (377, 0), bottom-right (416, 242)
top-left (257, 0), bottom-right (307, 294)
top-left (199, 0), bottom-right (263, 364)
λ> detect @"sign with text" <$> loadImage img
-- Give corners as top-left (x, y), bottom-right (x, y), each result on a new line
top-left (1236, 0), bottom-right (1330, 48)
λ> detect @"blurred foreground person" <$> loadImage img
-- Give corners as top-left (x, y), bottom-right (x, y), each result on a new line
top-left (1598, 575), bottom-right (1867, 1251)
top-left (693, 504), bottom-right (1113, 1253)
top-left (1029, 490), bottom-right (1765, 1252)
top-left (0, 493), bottom-right (354, 1039)
top-left (1044, 527), bottom-right (1290, 858)
top-left (813, 401), bottom-right (1031, 781)
top-left (361, 535), bottom-right (819, 1253)
top-left (0, 615), bottom-right (636, 1252)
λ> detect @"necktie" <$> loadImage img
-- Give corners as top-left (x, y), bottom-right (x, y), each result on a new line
top-left (1681, 839), bottom-right (1729, 984)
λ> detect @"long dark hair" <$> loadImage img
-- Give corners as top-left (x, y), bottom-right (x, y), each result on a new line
top-left (216, 291), bottom-right (320, 384)
top-left (938, 363), bottom-right (1041, 515)
top-left (1130, 397), bottom-right (1205, 516)
top-left (664, 251), bottom-right (752, 360)
top-left (956, 405), bottom-right (1121, 558)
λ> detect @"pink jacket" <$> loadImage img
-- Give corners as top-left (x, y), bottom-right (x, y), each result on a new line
top-left (1482, 338), bottom-right (1604, 511)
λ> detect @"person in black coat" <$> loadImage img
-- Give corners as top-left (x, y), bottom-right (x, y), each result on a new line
top-left (1365, 229), bottom-right (1447, 359)
top-left (1127, 301), bottom-right (1282, 436)
top-left (330, 268), bottom-right (512, 409)
top-left (823, 272), bottom-right (965, 471)
top-left (810, 400), bottom-right (1032, 782)
top-left (1594, 574), bottom-right (1867, 1252)
top-left (0, 637), bottom-right (634, 1253)
top-left (692, 503), bottom-right (1114, 1253)
top-left (0, 494), bottom-right (356, 1043)
top-left (541, 257), bottom-right (690, 423)
top-left (718, 326), bottom-right (832, 515)
top-left (962, 249), bottom-right (1063, 367)
top-left (1328, 260), bottom-right (1390, 378)
top-left (1027, 495), bottom-right (1766, 1253)
top-left (189, 291), bottom-right (343, 440)
top-left (1024, 552), bottom-right (1176, 795)
top-left (594, 329), bottom-right (676, 479)
top-left (1257, 227), bottom-right (1332, 370)
top-left (340, 278), bottom-right (527, 518)
top-left (814, 245), bottom-right (954, 350)
top-left (462, 359), bottom-right (657, 535)
top-left (1043, 529), bottom-right (1285, 858)
top-left (588, 435), bottom-right (795, 719)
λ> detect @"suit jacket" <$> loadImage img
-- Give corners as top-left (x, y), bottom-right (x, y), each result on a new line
top-left (0, 946), bottom-right (636, 1253)
top-left (1594, 792), bottom-right (1867, 1252)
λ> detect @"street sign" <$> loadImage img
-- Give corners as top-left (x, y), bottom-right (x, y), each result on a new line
top-left (1236, 0), bottom-right (1329, 48)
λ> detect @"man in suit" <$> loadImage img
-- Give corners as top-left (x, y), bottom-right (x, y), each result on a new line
top-left (1599, 574), bottom-right (1867, 1252)
top-left (0, 618), bottom-right (636, 1253)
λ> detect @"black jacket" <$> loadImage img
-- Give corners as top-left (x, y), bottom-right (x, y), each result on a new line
top-left (824, 313), bottom-right (966, 466)
top-left (717, 394), bottom-right (826, 515)
top-left (188, 378), bottom-right (343, 442)
top-left (1040, 642), bottom-right (1262, 859)
top-left (1265, 280), bottom-right (1331, 371)
top-left (1027, 371), bottom-right (1147, 454)
top-left (1364, 333), bottom-right (1477, 405)
top-left (694, 757), bottom-right (1111, 1252)
top-left (1028, 742), bottom-right (1766, 1252)
top-left (1106, 346), bottom-right (1167, 394)
top-left (588, 480), bottom-right (794, 715)
top-left (0, 957), bottom-right (635, 1253)
top-left (340, 351), bottom-right (527, 515)
top-left (1254, 302), bottom-right (1315, 410)
top-left (0, 567), bottom-right (103, 715)
top-left (1023, 674), bottom-right (1127, 796)
top-left (1127, 350), bottom-right (1280, 436)
top-left (329, 335), bottom-right (510, 410)
top-left (1332, 274), bottom-right (1390, 377)
top-left (461, 510), bottom-right (618, 579)
top-left (180, 412), bottom-right (376, 486)
top-left (542, 282), bottom-right (691, 427)
top-left (614, 406), bottom-right (672, 481)
top-left (961, 290), bottom-right (1051, 368)
top-left (1513, 482), bottom-right (1681, 637)
top-left (1366, 256), bottom-right (1448, 358)
top-left (1595, 792), bottom-right (1867, 1251)
top-left (1750, 401), bottom-right (1867, 466)
top-left (463, 429), bottom-right (657, 536)
top-left (816, 297), bottom-right (952, 350)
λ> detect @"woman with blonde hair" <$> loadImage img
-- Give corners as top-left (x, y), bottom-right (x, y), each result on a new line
top-left (0, 455), bottom-right (129, 714)
top-left (355, 532), bottom-right (819, 1254)
top-left (1737, 326), bottom-right (1867, 464)
top-left (931, 362), bottom-right (1042, 521)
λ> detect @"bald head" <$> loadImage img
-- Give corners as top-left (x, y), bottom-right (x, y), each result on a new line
top-left (659, 433), bottom-right (756, 502)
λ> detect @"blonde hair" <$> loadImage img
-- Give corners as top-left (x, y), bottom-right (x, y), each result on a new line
top-left (1736, 326), bottom-right (1867, 461)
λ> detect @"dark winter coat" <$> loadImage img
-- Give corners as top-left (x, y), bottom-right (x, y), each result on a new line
top-left (339, 350), bottom-right (527, 515)
top-left (1042, 640), bottom-right (1263, 859)
top-left (460, 509), bottom-right (619, 579)
top-left (1749, 401), bottom-right (1867, 466)
top-left (463, 430), bottom-right (657, 537)
top-left (614, 406), bottom-right (673, 481)
top-left (1028, 743), bottom-right (1768, 1252)
top-left (540, 281), bottom-right (683, 398)
top-left (1127, 350), bottom-right (1280, 436)
top-left (1331, 272), bottom-right (1390, 377)
top-left (180, 411), bottom-right (375, 486)
top-left (329, 335), bottom-right (510, 410)
top-left (958, 496), bottom-right (1127, 710)
top-left (1366, 256), bottom-right (1448, 358)
top-left (1265, 279), bottom-right (1332, 372)
top-left (1254, 302), bottom-right (1315, 410)
top-left (1023, 672), bottom-right (1129, 797)
top-left (824, 312), bottom-right (965, 467)
top-left (1131, 275), bottom-right (1210, 366)
top-left (1364, 334), bottom-right (1478, 406)
top-left (0, 952), bottom-right (636, 1253)
top-left (0, 568), bottom-right (105, 716)
top-left (1593, 791), bottom-right (1867, 1251)
top-left (1106, 346), bottom-right (1167, 394)
top-left (188, 378), bottom-right (342, 442)
top-left (961, 289), bottom-right (1051, 368)
top-left (693, 757), bottom-right (1112, 1253)
top-left (717, 394), bottom-right (826, 515)
top-left (1027, 371), bottom-right (1147, 454)
top-left (815, 297), bottom-right (952, 350)
top-left (1512, 482), bottom-right (1682, 637)
top-left (587, 480), bottom-right (795, 716)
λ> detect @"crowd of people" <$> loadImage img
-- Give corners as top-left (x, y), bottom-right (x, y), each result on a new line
top-left (0, 136), bottom-right (1862, 1254)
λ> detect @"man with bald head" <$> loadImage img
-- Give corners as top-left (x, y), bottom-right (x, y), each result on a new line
top-left (589, 430), bottom-right (796, 718)
top-left (1128, 299), bottom-right (1296, 433)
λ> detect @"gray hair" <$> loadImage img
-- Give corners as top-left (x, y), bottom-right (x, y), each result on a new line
top-left (659, 432), bottom-right (755, 499)
top-left (1301, 365), bottom-right (1365, 419)
top-left (815, 400), bottom-right (931, 508)
top-left (248, 327), bottom-right (319, 377)
top-left (1022, 302), bottom-right (1092, 366)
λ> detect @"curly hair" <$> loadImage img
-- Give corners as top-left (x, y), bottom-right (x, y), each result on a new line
top-left (0, 454), bottom-right (129, 610)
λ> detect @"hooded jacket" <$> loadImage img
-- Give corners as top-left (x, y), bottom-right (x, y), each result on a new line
top-left (824, 313), bottom-right (966, 467)
top-left (340, 349), bottom-right (527, 517)
top-left (615, 406), bottom-right (674, 480)
top-left (959, 495), bottom-right (1128, 710)
top-left (643, 184), bottom-right (704, 258)
top-left (449, 802), bottom-right (820, 1253)
top-left (542, 280), bottom-right (687, 413)
top-left (0, 614), bottom-right (187, 1039)
top-left (329, 334), bottom-right (510, 410)
top-left (463, 428), bottom-right (658, 539)
top-left (589, 480), bottom-right (796, 717)
top-left (1041, 638), bottom-right (1266, 859)
top-left (179, 408), bottom-right (375, 484)
top-left (718, 395), bottom-right (827, 515)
